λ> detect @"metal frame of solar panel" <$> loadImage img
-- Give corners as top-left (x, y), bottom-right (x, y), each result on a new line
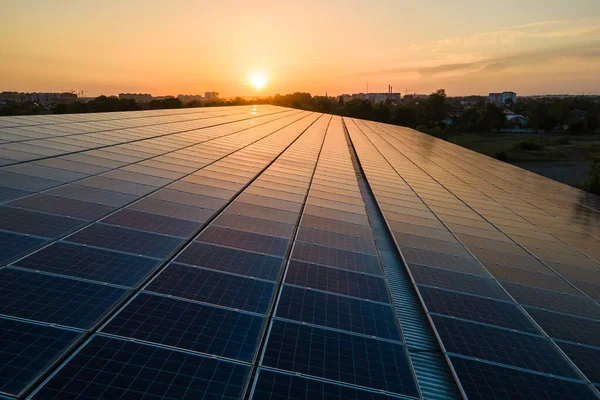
top-left (1, 105), bottom-right (599, 400)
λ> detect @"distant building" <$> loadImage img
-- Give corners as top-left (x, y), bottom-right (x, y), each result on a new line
top-left (0, 91), bottom-right (78, 105)
top-left (346, 92), bottom-right (401, 104)
top-left (340, 94), bottom-right (352, 103)
top-left (459, 95), bottom-right (486, 106)
top-left (489, 91), bottom-right (516, 106)
top-left (119, 93), bottom-right (152, 103)
top-left (204, 92), bottom-right (219, 100)
top-left (151, 96), bottom-right (175, 101)
top-left (177, 94), bottom-right (204, 103)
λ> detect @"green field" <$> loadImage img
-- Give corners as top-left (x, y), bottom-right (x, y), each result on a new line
top-left (448, 133), bottom-right (600, 187)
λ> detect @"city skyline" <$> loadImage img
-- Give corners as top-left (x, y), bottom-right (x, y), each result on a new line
top-left (1, 1), bottom-right (600, 97)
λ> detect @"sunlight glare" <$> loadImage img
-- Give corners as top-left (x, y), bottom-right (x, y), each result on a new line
top-left (248, 70), bottom-right (268, 90)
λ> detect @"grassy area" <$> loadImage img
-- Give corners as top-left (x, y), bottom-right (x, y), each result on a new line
top-left (448, 133), bottom-right (600, 163)
top-left (447, 132), bottom-right (600, 189)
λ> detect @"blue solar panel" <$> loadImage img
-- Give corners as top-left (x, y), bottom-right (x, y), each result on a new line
top-left (197, 226), bottom-right (290, 256)
top-left (276, 285), bottom-right (401, 341)
top-left (67, 223), bottom-right (183, 258)
top-left (285, 261), bottom-right (390, 303)
top-left (431, 315), bottom-right (579, 379)
top-left (101, 293), bottom-right (264, 362)
top-left (503, 282), bottom-right (600, 320)
top-left (30, 335), bottom-right (250, 400)
top-left (0, 268), bottom-right (126, 329)
top-left (251, 369), bottom-right (407, 400)
top-left (291, 241), bottom-right (382, 275)
top-left (0, 206), bottom-right (85, 238)
top-left (146, 263), bottom-right (275, 314)
top-left (262, 320), bottom-right (419, 397)
top-left (8, 193), bottom-right (115, 220)
top-left (557, 342), bottom-right (600, 384)
top-left (0, 186), bottom-right (31, 203)
top-left (0, 317), bottom-right (80, 396)
top-left (175, 241), bottom-right (283, 281)
top-left (300, 214), bottom-right (372, 238)
top-left (525, 308), bottom-right (600, 348)
top-left (418, 285), bottom-right (538, 333)
top-left (0, 230), bottom-right (46, 264)
top-left (103, 209), bottom-right (200, 238)
top-left (450, 356), bottom-right (597, 400)
top-left (408, 263), bottom-right (510, 300)
top-left (296, 226), bottom-right (378, 254)
top-left (15, 242), bottom-right (160, 286)
top-left (213, 212), bottom-right (296, 239)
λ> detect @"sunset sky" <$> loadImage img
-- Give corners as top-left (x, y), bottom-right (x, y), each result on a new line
top-left (1, 0), bottom-right (599, 97)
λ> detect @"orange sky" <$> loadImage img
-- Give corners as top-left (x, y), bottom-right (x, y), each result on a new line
top-left (1, 0), bottom-right (599, 97)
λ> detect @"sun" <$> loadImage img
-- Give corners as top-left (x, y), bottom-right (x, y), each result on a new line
top-left (248, 70), bottom-right (268, 90)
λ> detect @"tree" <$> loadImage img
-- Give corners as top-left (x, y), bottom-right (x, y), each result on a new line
top-left (392, 106), bottom-right (418, 128)
top-left (149, 98), bottom-right (182, 109)
top-left (424, 89), bottom-right (447, 123)
top-left (454, 107), bottom-right (482, 132)
top-left (482, 103), bottom-right (505, 132)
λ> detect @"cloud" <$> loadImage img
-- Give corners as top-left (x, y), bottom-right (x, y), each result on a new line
top-left (352, 39), bottom-right (600, 79)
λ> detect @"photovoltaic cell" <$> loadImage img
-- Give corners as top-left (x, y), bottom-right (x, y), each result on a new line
top-left (212, 212), bottom-right (295, 239)
top-left (0, 268), bottom-right (126, 329)
top-left (251, 369), bottom-right (406, 400)
top-left (128, 197), bottom-right (214, 222)
top-left (276, 285), bottom-right (401, 341)
top-left (0, 206), bottom-right (84, 238)
top-left (300, 214), bottom-right (372, 238)
top-left (15, 242), bottom-right (160, 287)
top-left (450, 356), bottom-right (597, 400)
top-left (556, 341), bottom-right (600, 384)
top-left (399, 246), bottom-right (485, 276)
top-left (285, 260), bottom-right (391, 303)
top-left (0, 230), bottom-right (46, 264)
top-left (8, 194), bottom-right (115, 220)
top-left (103, 208), bottom-right (200, 238)
top-left (102, 293), bottom-right (264, 362)
top-left (431, 315), bottom-right (579, 379)
top-left (262, 320), bottom-right (418, 397)
top-left (30, 335), bottom-right (250, 400)
top-left (296, 226), bottom-right (377, 254)
top-left (291, 241), bottom-right (381, 275)
top-left (0, 318), bottom-right (80, 396)
top-left (175, 241), bottom-right (283, 281)
top-left (408, 264), bottom-right (510, 300)
top-left (67, 223), bottom-right (183, 259)
top-left (525, 308), bottom-right (600, 348)
top-left (502, 282), bottom-right (600, 320)
top-left (417, 286), bottom-right (538, 333)
top-left (197, 226), bottom-right (290, 256)
top-left (146, 263), bottom-right (275, 314)
top-left (0, 186), bottom-right (31, 203)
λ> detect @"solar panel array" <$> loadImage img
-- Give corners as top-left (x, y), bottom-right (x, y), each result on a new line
top-left (0, 106), bottom-right (599, 400)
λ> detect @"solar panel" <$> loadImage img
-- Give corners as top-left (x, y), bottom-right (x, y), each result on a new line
top-left (262, 320), bottom-right (418, 397)
top-left (1, 108), bottom-right (599, 399)
top-left (30, 335), bottom-right (250, 400)
top-left (0, 267), bottom-right (126, 329)
top-left (276, 285), bottom-right (401, 340)
top-left (174, 241), bottom-right (284, 281)
top-left (0, 318), bottom-right (80, 397)
top-left (450, 356), bottom-right (597, 400)
top-left (101, 293), bottom-right (264, 362)
top-left (15, 242), bottom-right (160, 286)
top-left (66, 223), bottom-right (183, 258)
top-left (251, 369), bottom-right (406, 400)
top-left (146, 263), bottom-right (275, 314)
